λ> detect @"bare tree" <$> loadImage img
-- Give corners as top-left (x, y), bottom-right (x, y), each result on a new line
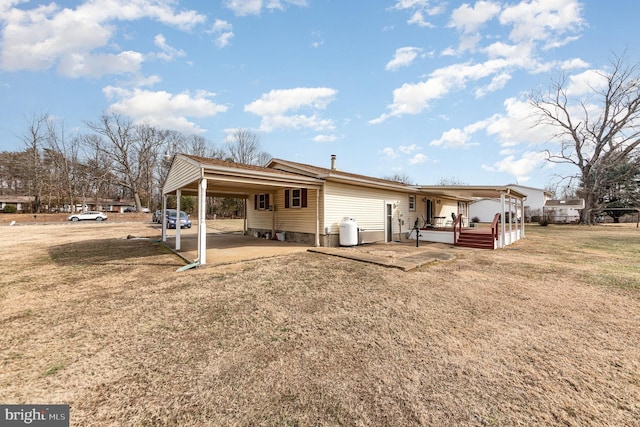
top-left (436, 176), bottom-right (467, 186)
top-left (44, 118), bottom-right (83, 212)
top-left (382, 173), bottom-right (414, 185)
top-left (225, 129), bottom-right (271, 166)
top-left (531, 53), bottom-right (640, 224)
top-left (85, 113), bottom-right (163, 211)
top-left (21, 113), bottom-right (49, 213)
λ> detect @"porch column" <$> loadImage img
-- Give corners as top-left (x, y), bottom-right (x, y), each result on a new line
top-left (161, 195), bottom-right (167, 242)
top-left (500, 193), bottom-right (506, 248)
top-left (521, 197), bottom-right (526, 238)
top-left (271, 192), bottom-right (275, 238)
top-left (176, 189), bottom-right (181, 251)
top-left (198, 178), bottom-right (207, 265)
top-left (315, 188), bottom-right (320, 247)
top-left (509, 195), bottom-right (513, 243)
top-left (243, 197), bottom-right (248, 235)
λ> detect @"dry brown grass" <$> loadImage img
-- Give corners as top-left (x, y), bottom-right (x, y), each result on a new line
top-left (1, 221), bottom-right (639, 426)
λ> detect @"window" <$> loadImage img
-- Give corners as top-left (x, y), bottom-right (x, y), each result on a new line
top-left (409, 195), bottom-right (416, 211)
top-left (292, 189), bottom-right (301, 207)
top-left (254, 193), bottom-right (269, 210)
top-left (285, 188), bottom-right (308, 208)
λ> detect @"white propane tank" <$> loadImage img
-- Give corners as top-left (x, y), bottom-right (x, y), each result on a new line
top-left (339, 217), bottom-right (358, 246)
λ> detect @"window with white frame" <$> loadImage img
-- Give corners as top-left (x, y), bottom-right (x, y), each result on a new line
top-left (285, 188), bottom-right (308, 208)
top-left (254, 193), bottom-right (269, 210)
top-left (292, 188), bottom-right (302, 208)
top-left (409, 195), bottom-right (416, 211)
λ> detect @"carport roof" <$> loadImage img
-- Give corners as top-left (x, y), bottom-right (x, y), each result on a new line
top-left (416, 185), bottom-right (527, 200)
top-left (162, 154), bottom-right (324, 198)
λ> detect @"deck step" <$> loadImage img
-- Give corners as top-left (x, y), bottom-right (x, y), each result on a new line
top-left (455, 232), bottom-right (495, 249)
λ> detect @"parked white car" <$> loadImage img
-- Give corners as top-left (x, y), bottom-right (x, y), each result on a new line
top-left (68, 211), bottom-right (108, 222)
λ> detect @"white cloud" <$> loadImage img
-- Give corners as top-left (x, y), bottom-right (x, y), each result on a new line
top-left (565, 69), bottom-right (608, 96)
top-left (475, 72), bottom-right (511, 98)
top-left (392, 0), bottom-right (442, 27)
top-left (0, 0), bottom-right (204, 76)
top-left (153, 34), bottom-right (186, 62)
top-left (449, 1), bottom-right (501, 34)
top-left (399, 144), bottom-right (420, 153)
top-left (207, 19), bottom-right (234, 48)
top-left (103, 87), bottom-right (228, 134)
top-left (481, 150), bottom-right (548, 182)
top-left (371, 58), bottom-right (513, 123)
top-left (499, 0), bottom-right (584, 47)
top-left (374, 0), bottom-right (585, 124)
top-left (312, 134), bottom-right (337, 143)
top-left (386, 47), bottom-right (422, 71)
top-left (408, 153), bottom-right (427, 164)
top-left (245, 87), bottom-right (337, 132)
top-left (379, 147), bottom-right (399, 159)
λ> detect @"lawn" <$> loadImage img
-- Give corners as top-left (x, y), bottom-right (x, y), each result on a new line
top-left (1, 221), bottom-right (638, 426)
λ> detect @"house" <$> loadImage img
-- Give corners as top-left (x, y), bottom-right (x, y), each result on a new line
top-left (0, 195), bottom-right (35, 213)
top-left (469, 184), bottom-right (553, 223)
top-left (543, 199), bottom-right (585, 223)
top-left (162, 154), bottom-right (527, 265)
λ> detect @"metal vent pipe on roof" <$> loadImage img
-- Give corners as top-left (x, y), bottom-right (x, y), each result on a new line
top-left (331, 154), bottom-right (336, 170)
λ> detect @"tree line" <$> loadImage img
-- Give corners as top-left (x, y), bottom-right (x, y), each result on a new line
top-left (0, 113), bottom-right (269, 215)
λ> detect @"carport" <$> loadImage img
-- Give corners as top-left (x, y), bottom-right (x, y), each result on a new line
top-left (162, 154), bottom-right (324, 266)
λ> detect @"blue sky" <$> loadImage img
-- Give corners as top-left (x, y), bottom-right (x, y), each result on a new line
top-left (1, 0), bottom-right (639, 189)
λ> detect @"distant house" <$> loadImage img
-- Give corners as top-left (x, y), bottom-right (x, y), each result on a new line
top-left (543, 199), bottom-right (585, 223)
top-left (162, 154), bottom-right (527, 265)
top-left (0, 195), bottom-right (35, 213)
top-left (470, 184), bottom-right (553, 222)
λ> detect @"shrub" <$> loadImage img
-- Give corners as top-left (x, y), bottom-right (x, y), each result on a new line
top-left (538, 216), bottom-right (550, 226)
top-left (2, 204), bottom-right (17, 213)
top-left (471, 216), bottom-right (480, 223)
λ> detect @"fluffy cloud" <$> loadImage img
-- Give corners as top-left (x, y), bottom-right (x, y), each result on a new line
top-left (245, 87), bottom-right (337, 132)
top-left (0, 0), bottom-right (204, 76)
top-left (481, 151), bottom-right (549, 183)
top-left (153, 34), bottom-right (186, 62)
top-left (499, 0), bottom-right (584, 47)
top-left (408, 153), bottom-right (428, 164)
top-left (385, 47), bottom-right (422, 71)
top-left (449, 1), bottom-right (501, 34)
top-left (373, 0), bottom-right (585, 124)
top-left (379, 147), bottom-right (399, 159)
top-left (207, 19), bottom-right (234, 48)
top-left (103, 86), bottom-right (228, 134)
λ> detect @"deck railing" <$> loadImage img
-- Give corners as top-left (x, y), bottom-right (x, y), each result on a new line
top-left (491, 213), bottom-right (500, 241)
top-left (452, 214), bottom-right (463, 244)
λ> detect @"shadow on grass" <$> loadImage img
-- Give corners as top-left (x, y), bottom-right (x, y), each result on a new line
top-left (48, 236), bottom-right (179, 266)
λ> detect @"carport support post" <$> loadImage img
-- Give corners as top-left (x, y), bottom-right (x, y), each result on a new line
top-left (176, 189), bottom-right (181, 251)
top-left (162, 195), bottom-right (167, 242)
top-left (198, 178), bottom-right (207, 265)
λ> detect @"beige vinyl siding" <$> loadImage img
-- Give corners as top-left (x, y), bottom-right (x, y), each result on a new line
top-left (274, 188), bottom-right (319, 233)
top-left (247, 188), bottom-right (322, 234)
top-left (163, 157), bottom-right (201, 194)
top-left (323, 181), bottom-right (418, 234)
